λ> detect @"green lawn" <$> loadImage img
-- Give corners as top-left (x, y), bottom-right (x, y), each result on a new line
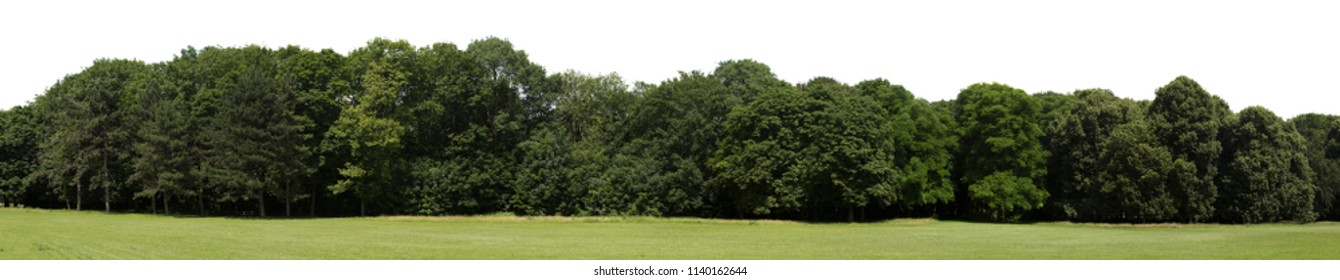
top-left (1, 208), bottom-right (1337, 259)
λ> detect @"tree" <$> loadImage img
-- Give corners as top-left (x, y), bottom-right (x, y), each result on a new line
top-left (714, 59), bottom-right (790, 104)
top-left (793, 78), bottom-right (900, 221)
top-left (1045, 89), bottom-right (1177, 222)
top-left (1148, 76), bottom-right (1232, 222)
top-left (621, 71), bottom-right (738, 216)
top-left (711, 86), bottom-right (808, 217)
top-left (276, 46), bottom-right (352, 217)
top-left (200, 49), bottom-right (311, 217)
top-left (35, 59), bottom-right (146, 212)
top-left (1216, 107), bottom-right (1316, 223)
top-left (1032, 91), bottom-right (1076, 128)
top-left (403, 38), bottom-right (549, 215)
top-left (328, 59), bottom-right (406, 216)
top-left (953, 83), bottom-right (1049, 221)
top-left (0, 105), bottom-right (39, 207)
top-left (713, 78), bottom-right (899, 221)
top-left (1291, 114), bottom-right (1340, 220)
top-left (1330, 122), bottom-right (1340, 160)
top-left (510, 72), bottom-right (635, 216)
top-left (1090, 117), bottom-right (1178, 222)
top-left (855, 79), bottom-right (957, 212)
top-left (127, 65), bottom-right (193, 214)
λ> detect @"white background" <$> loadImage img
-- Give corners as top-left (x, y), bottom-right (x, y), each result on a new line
top-left (2, 260), bottom-right (1338, 279)
top-left (2, 0), bottom-right (1336, 276)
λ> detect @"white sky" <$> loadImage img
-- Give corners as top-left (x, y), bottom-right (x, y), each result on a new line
top-left (2, 0), bottom-right (1337, 118)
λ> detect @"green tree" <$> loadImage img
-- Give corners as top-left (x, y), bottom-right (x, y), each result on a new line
top-left (35, 59), bottom-right (147, 212)
top-left (953, 82), bottom-right (1048, 221)
top-left (1092, 117), bottom-right (1178, 221)
top-left (276, 46), bottom-right (352, 216)
top-left (1291, 114), bottom-right (1340, 220)
top-left (1032, 91), bottom-right (1075, 128)
top-left (713, 78), bottom-right (899, 221)
top-left (855, 79), bottom-right (957, 211)
top-left (510, 72), bottom-right (634, 216)
top-left (1216, 107), bottom-right (1316, 223)
top-left (0, 105), bottom-right (39, 207)
top-left (714, 59), bottom-right (790, 103)
top-left (403, 38), bottom-right (549, 215)
top-left (127, 65), bottom-right (193, 214)
top-left (329, 59), bottom-right (406, 216)
top-left (200, 49), bottom-right (311, 217)
top-left (1148, 76), bottom-right (1232, 222)
top-left (623, 71), bottom-right (738, 216)
top-left (1047, 89), bottom-right (1176, 221)
top-left (712, 85), bottom-right (812, 217)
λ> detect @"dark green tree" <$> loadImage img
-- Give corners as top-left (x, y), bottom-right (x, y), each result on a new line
top-left (713, 59), bottom-right (790, 103)
top-left (1291, 114), bottom-right (1340, 220)
top-left (510, 72), bottom-right (635, 215)
top-left (714, 78), bottom-right (900, 221)
top-left (200, 49), bottom-right (311, 217)
top-left (1032, 91), bottom-right (1076, 128)
top-left (404, 38), bottom-right (549, 215)
top-left (1047, 89), bottom-right (1176, 221)
top-left (276, 46), bottom-right (352, 216)
top-left (127, 65), bottom-right (193, 214)
top-left (854, 79), bottom-right (957, 211)
top-left (0, 105), bottom-right (39, 207)
top-left (1148, 76), bottom-right (1232, 222)
top-left (622, 71), bottom-right (738, 216)
top-left (1216, 107), bottom-right (1316, 223)
top-left (34, 59), bottom-right (146, 212)
top-left (953, 82), bottom-right (1048, 221)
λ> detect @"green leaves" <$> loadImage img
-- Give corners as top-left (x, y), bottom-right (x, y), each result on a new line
top-left (1290, 114), bottom-right (1340, 220)
top-left (8, 39), bottom-right (1337, 224)
top-left (969, 172), bottom-right (1047, 221)
top-left (1045, 89), bottom-right (1177, 222)
top-left (1216, 107), bottom-right (1316, 223)
top-left (954, 83), bottom-right (1048, 221)
top-left (329, 53), bottom-right (408, 215)
top-left (0, 105), bottom-right (39, 206)
top-left (1149, 76), bottom-right (1232, 222)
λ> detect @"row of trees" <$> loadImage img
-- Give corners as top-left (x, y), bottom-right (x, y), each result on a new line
top-left (2, 38), bottom-right (1338, 223)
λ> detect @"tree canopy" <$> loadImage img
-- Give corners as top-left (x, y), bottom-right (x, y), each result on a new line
top-left (0, 38), bottom-right (1330, 224)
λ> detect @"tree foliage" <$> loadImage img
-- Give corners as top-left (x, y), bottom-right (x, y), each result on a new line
top-left (953, 83), bottom-right (1048, 220)
top-left (1047, 89), bottom-right (1176, 222)
top-left (1216, 107), bottom-right (1316, 223)
top-left (6, 38), bottom-right (1338, 224)
top-left (0, 105), bottom-right (39, 207)
top-left (1290, 114), bottom-right (1340, 220)
top-left (855, 79), bottom-right (956, 209)
top-left (1148, 76), bottom-right (1232, 222)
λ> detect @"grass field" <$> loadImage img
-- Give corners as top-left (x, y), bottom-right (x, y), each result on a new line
top-left (1, 208), bottom-right (1338, 259)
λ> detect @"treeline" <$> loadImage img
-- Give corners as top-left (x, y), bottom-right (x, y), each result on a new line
top-left (2, 38), bottom-right (1339, 223)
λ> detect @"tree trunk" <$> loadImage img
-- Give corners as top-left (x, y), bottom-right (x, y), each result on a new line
top-left (76, 181), bottom-right (83, 211)
top-left (259, 193), bottom-right (267, 217)
top-left (285, 182), bottom-right (292, 218)
top-left (3, 196), bottom-right (8, 207)
top-left (847, 206), bottom-right (854, 223)
top-left (163, 193), bottom-right (170, 214)
top-left (103, 154), bottom-right (111, 213)
top-left (104, 184), bottom-right (111, 213)
top-left (198, 185), bottom-right (205, 216)
top-left (151, 194), bottom-right (158, 214)
top-left (360, 199), bottom-right (366, 217)
top-left (309, 185), bottom-right (316, 217)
